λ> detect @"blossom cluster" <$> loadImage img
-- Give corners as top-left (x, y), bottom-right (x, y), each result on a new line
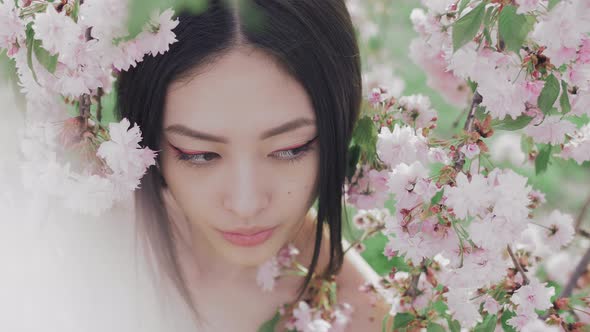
top-left (341, 0), bottom-right (590, 330)
top-left (1, 0), bottom-right (179, 216)
top-left (256, 243), bottom-right (354, 332)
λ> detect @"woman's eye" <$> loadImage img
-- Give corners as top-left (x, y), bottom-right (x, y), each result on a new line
top-left (271, 145), bottom-right (311, 160)
top-left (169, 136), bottom-right (317, 167)
top-left (271, 136), bottom-right (318, 161)
top-left (177, 152), bottom-right (220, 165)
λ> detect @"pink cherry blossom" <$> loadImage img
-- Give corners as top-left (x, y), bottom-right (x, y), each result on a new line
top-left (482, 296), bottom-right (500, 315)
top-left (515, 0), bottom-right (544, 14)
top-left (531, 1), bottom-right (590, 66)
top-left (524, 115), bottom-right (576, 145)
top-left (510, 276), bottom-right (555, 312)
top-left (97, 118), bottom-right (157, 191)
top-left (256, 257), bottom-right (280, 292)
top-left (459, 143), bottom-right (480, 159)
top-left (0, 0), bottom-right (26, 57)
top-left (397, 94), bottom-right (438, 129)
top-left (445, 173), bottom-right (493, 219)
top-left (292, 301), bottom-right (331, 332)
top-left (80, 0), bottom-right (129, 40)
top-left (346, 166), bottom-right (389, 209)
top-left (32, 4), bottom-right (82, 56)
top-left (488, 169), bottom-right (532, 221)
top-left (445, 288), bottom-right (482, 328)
top-left (578, 37), bottom-right (590, 64)
top-left (135, 9), bottom-right (180, 57)
top-left (377, 124), bottom-right (430, 168)
top-left (537, 210), bottom-right (575, 250)
top-left (559, 123), bottom-right (590, 164)
top-left (387, 161), bottom-right (434, 210)
top-left (329, 303), bottom-right (354, 332)
top-left (277, 243), bottom-right (300, 268)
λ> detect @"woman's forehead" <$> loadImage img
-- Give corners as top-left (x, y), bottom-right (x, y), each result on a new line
top-left (163, 47), bottom-right (316, 139)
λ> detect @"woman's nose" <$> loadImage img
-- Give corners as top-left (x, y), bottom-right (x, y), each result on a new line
top-left (222, 160), bottom-right (270, 220)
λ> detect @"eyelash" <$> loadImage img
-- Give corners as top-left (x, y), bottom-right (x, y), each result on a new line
top-left (171, 136), bottom-right (317, 167)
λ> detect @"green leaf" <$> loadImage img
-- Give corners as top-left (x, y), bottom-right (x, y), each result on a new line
top-left (535, 144), bottom-right (552, 175)
top-left (560, 80), bottom-right (571, 114)
top-left (458, 0), bottom-right (470, 14)
top-left (521, 135), bottom-right (534, 159)
top-left (257, 311), bottom-right (281, 332)
top-left (353, 116), bottom-right (378, 162)
top-left (71, 0), bottom-right (80, 22)
top-left (33, 40), bottom-right (58, 74)
top-left (430, 189), bottom-right (444, 205)
top-left (452, 2), bottom-right (486, 52)
top-left (548, 0), bottom-right (561, 10)
top-left (426, 322), bottom-right (446, 332)
top-left (393, 312), bottom-right (415, 329)
top-left (431, 300), bottom-right (448, 315)
top-left (25, 22), bottom-right (58, 78)
top-left (498, 5), bottom-right (536, 53)
top-left (474, 314), bottom-right (497, 332)
top-left (501, 311), bottom-right (518, 332)
top-left (537, 74), bottom-right (560, 114)
top-left (492, 115), bottom-right (533, 131)
top-left (446, 318), bottom-right (461, 332)
top-left (25, 22), bottom-right (38, 83)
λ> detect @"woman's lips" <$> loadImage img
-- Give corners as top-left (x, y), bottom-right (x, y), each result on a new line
top-left (218, 226), bottom-right (277, 247)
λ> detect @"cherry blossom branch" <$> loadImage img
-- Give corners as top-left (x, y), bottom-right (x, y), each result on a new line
top-left (79, 93), bottom-right (92, 131)
top-left (454, 91), bottom-right (483, 172)
top-left (463, 91), bottom-right (482, 132)
top-left (507, 245), bottom-right (530, 286)
top-left (404, 273), bottom-right (422, 299)
top-left (96, 88), bottom-right (104, 123)
top-left (343, 225), bottom-right (385, 256)
top-left (574, 193), bottom-right (590, 232)
top-left (558, 244), bottom-right (590, 300)
top-left (540, 245), bottom-right (590, 321)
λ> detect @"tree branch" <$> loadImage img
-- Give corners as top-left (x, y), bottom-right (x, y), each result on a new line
top-left (454, 91), bottom-right (483, 172)
top-left (507, 245), bottom-right (530, 285)
top-left (575, 193), bottom-right (590, 232)
top-left (559, 245), bottom-right (590, 300)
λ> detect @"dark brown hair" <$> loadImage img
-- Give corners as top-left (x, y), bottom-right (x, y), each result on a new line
top-left (116, 0), bottom-right (361, 319)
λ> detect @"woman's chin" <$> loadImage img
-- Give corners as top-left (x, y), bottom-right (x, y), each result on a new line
top-left (217, 245), bottom-right (278, 267)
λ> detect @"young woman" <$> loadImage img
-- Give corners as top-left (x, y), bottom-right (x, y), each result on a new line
top-left (116, 0), bottom-right (389, 330)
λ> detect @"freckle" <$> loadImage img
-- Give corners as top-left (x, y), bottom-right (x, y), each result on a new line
top-left (288, 191), bottom-right (291, 195)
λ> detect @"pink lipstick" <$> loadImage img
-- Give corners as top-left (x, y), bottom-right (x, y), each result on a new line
top-left (218, 226), bottom-right (277, 247)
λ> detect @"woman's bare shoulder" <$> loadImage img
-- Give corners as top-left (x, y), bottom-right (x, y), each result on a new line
top-left (336, 245), bottom-right (393, 331)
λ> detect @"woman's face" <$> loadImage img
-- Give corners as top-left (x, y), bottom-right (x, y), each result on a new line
top-left (160, 46), bottom-right (319, 267)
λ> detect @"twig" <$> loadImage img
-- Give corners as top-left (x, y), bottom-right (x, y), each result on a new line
top-left (464, 91), bottom-right (483, 132)
top-left (96, 87), bottom-right (104, 124)
top-left (558, 245), bottom-right (590, 300)
top-left (575, 193), bottom-right (590, 232)
top-left (404, 272), bottom-right (422, 299)
top-left (507, 245), bottom-right (530, 285)
top-left (79, 93), bottom-right (92, 130)
top-left (541, 245), bottom-right (590, 320)
top-left (454, 91), bottom-right (483, 172)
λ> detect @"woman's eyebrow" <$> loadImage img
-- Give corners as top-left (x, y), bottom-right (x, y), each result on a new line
top-left (164, 117), bottom-right (315, 143)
